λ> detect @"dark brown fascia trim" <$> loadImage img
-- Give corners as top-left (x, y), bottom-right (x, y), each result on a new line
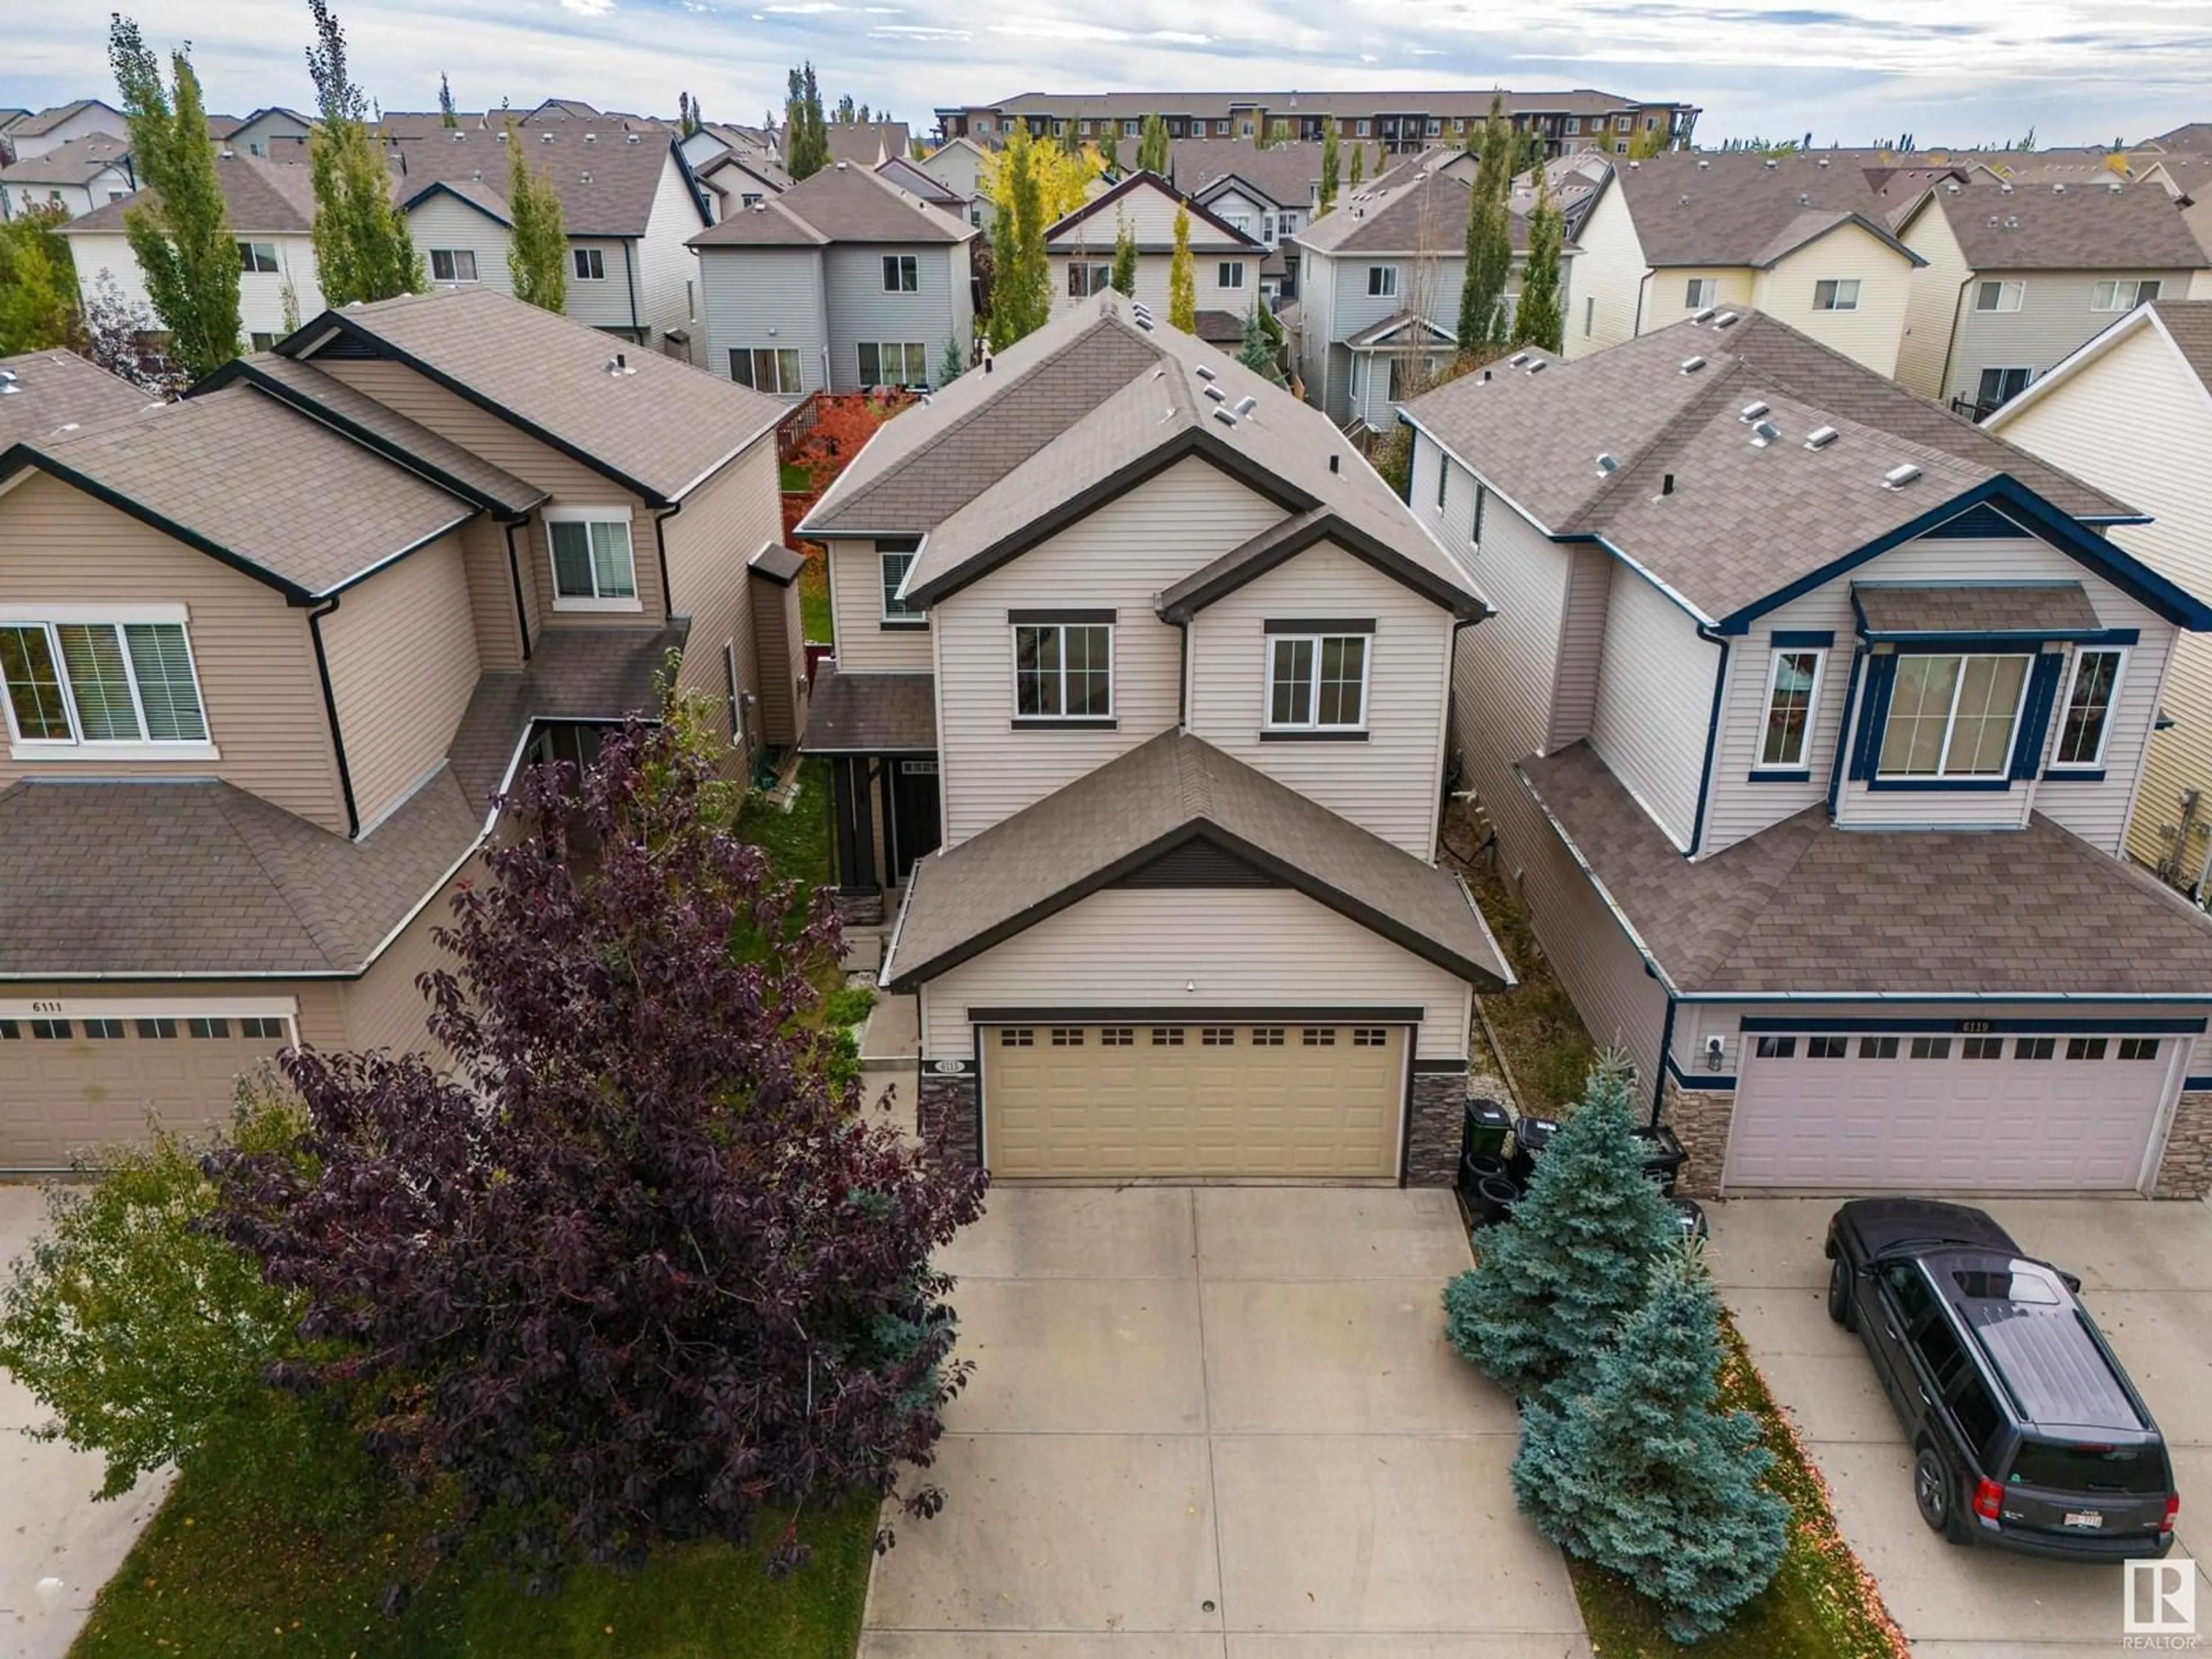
top-left (968, 1005), bottom-right (1428, 1024)
top-left (283, 312), bottom-right (672, 506)
top-left (0, 446), bottom-right (312, 603)
top-left (901, 431), bottom-right (1317, 610)
top-left (887, 820), bottom-right (1510, 992)
top-left (396, 178), bottom-right (512, 226)
top-left (1160, 510), bottom-right (1488, 623)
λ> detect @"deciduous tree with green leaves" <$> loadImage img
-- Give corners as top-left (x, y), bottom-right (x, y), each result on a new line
top-left (1510, 169), bottom-right (1564, 353)
top-left (505, 122), bottom-right (569, 313)
top-left (438, 70), bottom-right (456, 128)
top-left (1456, 95), bottom-right (1516, 357)
top-left (1167, 201), bottom-right (1196, 333)
top-left (1349, 141), bottom-right (1365, 192)
top-left (1317, 122), bottom-right (1340, 217)
top-left (984, 122), bottom-right (1049, 349)
top-left (108, 15), bottom-right (240, 378)
top-left (305, 0), bottom-right (425, 308)
top-left (1110, 218), bottom-right (1137, 297)
top-left (0, 204), bottom-right (79, 353)
top-left (1137, 113), bottom-right (1169, 175)
top-left (783, 63), bottom-right (829, 179)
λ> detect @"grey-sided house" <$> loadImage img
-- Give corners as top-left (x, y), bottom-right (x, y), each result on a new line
top-left (796, 294), bottom-right (1513, 1184)
top-left (1401, 309), bottom-right (2212, 1199)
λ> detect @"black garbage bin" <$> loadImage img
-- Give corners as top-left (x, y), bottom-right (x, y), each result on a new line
top-left (1631, 1124), bottom-right (1688, 1195)
top-left (1462, 1098), bottom-right (1512, 1162)
top-left (1507, 1113), bottom-right (1560, 1185)
top-left (1467, 1174), bottom-right (1521, 1231)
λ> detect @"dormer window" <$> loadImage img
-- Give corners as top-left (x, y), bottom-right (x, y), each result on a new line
top-left (1, 611), bottom-right (214, 760)
top-left (1877, 653), bottom-right (2029, 780)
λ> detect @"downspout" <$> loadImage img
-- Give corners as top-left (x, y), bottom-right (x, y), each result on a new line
top-left (651, 502), bottom-right (680, 625)
top-left (306, 596), bottom-right (361, 839)
top-left (1650, 990), bottom-right (1677, 1127)
top-left (623, 240), bottom-right (642, 342)
top-left (1685, 624), bottom-right (1730, 857)
top-left (1936, 270), bottom-right (1974, 408)
top-left (502, 518), bottom-right (533, 661)
top-left (1633, 267), bottom-right (1653, 338)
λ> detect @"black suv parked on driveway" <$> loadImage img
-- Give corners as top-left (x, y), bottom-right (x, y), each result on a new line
top-left (1825, 1198), bottom-right (2177, 1559)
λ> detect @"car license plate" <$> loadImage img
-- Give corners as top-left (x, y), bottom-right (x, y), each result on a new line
top-left (2063, 1510), bottom-right (2104, 1529)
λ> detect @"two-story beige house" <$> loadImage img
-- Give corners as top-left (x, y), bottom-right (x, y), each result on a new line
top-left (1045, 173), bottom-right (1266, 349)
top-left (796, 296), bottom-right (1512, 1185)
top-left (1403, 310), bottom-right (2212, 1199)
top-left (0, 290), bottom-right (800, 1170)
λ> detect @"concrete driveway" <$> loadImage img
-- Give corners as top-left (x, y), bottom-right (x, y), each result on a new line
top-left (1711, 1198), bottom-right (2212, 1659)
top-left (0, 1184), bottom-right (168, 1659)
top-left (861, 1185), bottom-right (1591, 1658)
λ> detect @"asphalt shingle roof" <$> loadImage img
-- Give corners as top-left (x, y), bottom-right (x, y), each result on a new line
top-left (1853, 582), bottom-right (2099, 635)
top-left (64, 152), bottom-right (315, 235)
top-left (1609, 152), bottom-right (1917, 268)
top-left (2152, 299), bottom-right (2212, 392)
top-left (0, 131), bottom-right (129, 186)
top-left (293, 288), bottom-right (785, 504)
top-left (690, 161), bottom-right (971, 248)
top-left (885, 729), bottom-right (1512, 989)
top-left (385, 126), bottom-right (698, 238)
top-left (447, 623), bottom-right (688, 809)
top-left (1904, 177), bottom-right (2207, 271)
top-left (0, 350), bottom-right (153, 446)
top-left (1520, 741), bottom-right (2212, 997)
top-left (799, 667), bottom-right (936, 753)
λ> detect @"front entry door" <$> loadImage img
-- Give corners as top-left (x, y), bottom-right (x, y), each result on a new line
top-left (889, 759), bottom-right (941, 880)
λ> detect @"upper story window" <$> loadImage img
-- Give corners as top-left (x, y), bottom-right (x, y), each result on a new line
top-left (1813, 278), bottom-right (1861, 312)
top-left (1215, 119), bottom-right (1230, 136)
top-left (1123, 119), bottom-right (1140, 138)
top-left (1758, 647), bottom-right (1824, 770)
top-left (1974, 279), bottom-right (2025, 313)
top-left (2050, 647), bottom-right (2125, 771)
top-left (1368, 265), bottom-right (1398, 298)
top-left (878, 538), bottom-right (923, 623)
top-left (1684, 277), bottom-right (1715, 309)
top-left (572, 247), bottom-right (607, 281)
top-left (1565, 117), bottom-right (1582, 135)
top-left (1067, 262), bottom-right (1112, 298)
top-left (883, 254), bottom-right (919, 293)
top-left (731, 347), bottom-right (801, 393)
top-left (546, 508), bottom-right (640, 611)
top-left (1613, 115), bottom-right (1633, 133)
top-left (1, 610), bottom-right (213, 760)
top-left (236, 241), bottom-right (278, 274)
top-left (429, 247), bottom-right (478, 283)
top-left (2092, 278), bottom-right (2161, 312)
top-left (1013, 619), bottom-right (1112, 724)
top-left (1877, 653), bottom-right (2029, 780)
top-left (1218, 261), bottom-right (1246, 290)
top-left (1355, 120), bottom-right (1372, 137)
top-left (1266, 628), bottom-right (1369, 732)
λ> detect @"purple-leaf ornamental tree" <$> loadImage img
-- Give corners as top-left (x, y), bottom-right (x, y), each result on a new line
top-left (209, 707), bottom-right (986, 1593)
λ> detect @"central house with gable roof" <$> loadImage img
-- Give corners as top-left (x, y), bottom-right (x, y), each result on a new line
top-left (798, 294), bottom-right (1512, 1185)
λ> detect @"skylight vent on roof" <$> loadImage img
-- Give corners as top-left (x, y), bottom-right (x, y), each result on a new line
top-left (1805, 425), bottom-right (1839, 449)
top-left (1691, 306), bottom-right (1716, 324)
top-left (1596, 453), bottom-right (1619, 475)
top-left (1882, 463), bottom-right (1921, 489)
top-left (1764, 157), bottom-right (1777, 169)
top-left (1204, 385), bottom-right (1225, 402)
top-left (1714, 311), bottom-right (1740, 328)
top-left (1680, 355), bottom-right (1707, 374)
top-left (1526, 359), bottom-right (1547, 374)
top-left (626, 132), bottom-right (640, 143)
top-left (1232, 395), bottom-right (1257, 416)
top-left (1749, 420), bottom-right (1782, 447)
top-left (1739, 400), bottom-right (1770, 421)
top-left (1509, 351), bottom-right (1530, 367)
top-left (1194, 363), bottom-right (1217, 380)
top-left (1211, 407), bottom-right (1238, 428)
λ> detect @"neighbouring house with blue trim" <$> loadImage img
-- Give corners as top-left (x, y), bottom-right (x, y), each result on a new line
top-left (1401, 307), bottom-right (2212, 1199)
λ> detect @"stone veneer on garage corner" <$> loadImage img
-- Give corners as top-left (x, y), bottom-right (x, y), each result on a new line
top-left (916, 1069), bottom-right (981, 1170)
top-left (2153, 1090), bottom-right (2212, 1199)
top-left (1406, 1067), bottom-right (1469, 1187)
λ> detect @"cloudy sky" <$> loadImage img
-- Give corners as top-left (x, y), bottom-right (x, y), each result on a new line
top-left (7, 0), bottom-right (2210, 149)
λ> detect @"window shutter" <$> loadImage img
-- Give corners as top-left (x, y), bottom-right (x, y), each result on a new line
top-left (2010, 652), bottom-right (2066, 782)
top-left (1847, 653), bottom-right (1895, 782)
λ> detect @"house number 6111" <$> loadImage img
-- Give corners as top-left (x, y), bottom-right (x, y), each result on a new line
top-left (29, 1001), bottom-right (64, 1014)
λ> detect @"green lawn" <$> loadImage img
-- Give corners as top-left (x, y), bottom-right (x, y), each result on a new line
top-left (779, 461), bottom-right (815, 492)
top-left (800, 552), bottom-right (832, 645)
top-left (72, 1441), bottom-right (877, 1659)
top-left (734, 755), bottom-right (834, 900)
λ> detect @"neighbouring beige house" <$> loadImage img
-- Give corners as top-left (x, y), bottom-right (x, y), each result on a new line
top-left (0, 290), bottom-right (803, 1171)
top-left (1044, 172), bottom-right (1267, 350)
top-left (796, 294), bottom-right (1513, 1185)
top-left (1988, 300), bottom-right (2212, 894)
top-left (1560, 151), bottom-right (1922, 378)
top-left (0, 132), bottom-right (133, 222)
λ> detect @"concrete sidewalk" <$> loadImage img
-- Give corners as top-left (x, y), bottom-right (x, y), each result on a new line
top-left (0, 1185), bottom-right (168, 1659)
top-left (1711, 1198), bottom-right (2212, 1659)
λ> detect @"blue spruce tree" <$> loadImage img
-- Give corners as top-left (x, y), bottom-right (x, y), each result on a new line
top-left (1511, 1248), bottom-right (1789, 1642)
top-left (1441, 1054), bottom-right (1678, 1400)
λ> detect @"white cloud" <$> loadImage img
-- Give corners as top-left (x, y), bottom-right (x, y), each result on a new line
top-left (561, 0), bottom-right (615, 14)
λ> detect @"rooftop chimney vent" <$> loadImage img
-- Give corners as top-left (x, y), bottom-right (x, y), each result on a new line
top-left (1882, 462), bottom-right (1922, 488)
top-left (540, 131), bottom-right (553, 143)
top-left (1764, 157), bottom-right (1778, 169)
top-left (1804, 425), bottom-right (1839, 449)
top-left (1697, 158), bottom-right (1710, 168)
top-left (580, 170), bottom-right (592, 183)
top-left (585, 132), bottom-right (597, 143)
top-left (1692, 306), bottom-right (1717, 324)
top-left (626, 132), bottom-right (640, 143)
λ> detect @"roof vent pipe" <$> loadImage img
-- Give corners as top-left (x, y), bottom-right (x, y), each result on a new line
top-left (1232, 395), bottom-right (1257, 415)
top-left (1329, 453), bottom-right (1340, 473)
top-left (1596, 453), bottom-right (1619, 475)
top-left (1527, 359), bottom-right (1547, 374)
top-left (2054, 181), bottom-right (2065, 193)
top-left (1204, 385), bottom-right (1225, 402)
top-left (1750, 419), bottom-right (1782, 446)
top-left (1660, 473), bottom-right (1675, 495)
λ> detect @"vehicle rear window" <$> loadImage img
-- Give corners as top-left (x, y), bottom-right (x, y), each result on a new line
top-left (1953, 1267), bottom-right (2062, 1304)
top-left (2006, 1439), bottom-right (2168, 1495)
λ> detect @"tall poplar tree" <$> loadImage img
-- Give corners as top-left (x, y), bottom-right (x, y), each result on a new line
top-left (305, 0), bottom-right (425, 306)
top-left (1318, 122), bottom-right (1340, 217)
top-left (1349, 141), bottom-right (1365, 191)
top-left (1167, 202), bottom-right (1196, 334)
top-left (505, 124), bottom-right (568, 313)
top-left (783, 64), bottom-right (829, 179)
top-left (108, 16), bottom-right (240, 378)
top-left (438, 71), bottom-right (456, 128)
top-left (1457, 96), bottom-right (1516, 355)
top-left (1137, 113), bottom-right (1169, 175)
top-left (1511, 169), bottom-right (1565, 353)
top-left (985, 123), bottom-right (1048, 349)
top-left (1110, 219), bottom-right (1137, 297)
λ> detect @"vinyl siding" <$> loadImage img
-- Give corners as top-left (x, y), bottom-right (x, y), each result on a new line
top-left (696, 247), bottom-right (830, 397)
top-left (1296, 248), bottom-right (1338, 415)
top-left (826, 539), bottom-right (934, 671)
top-left (1548, 544), bottom-right (1613, 749)
top-left (660, 437), bottom-right (779, 771)
top-left (1647, 266), bottom-right (1756, 323)
top-left (1895, 198), bottom-right (1969, 399)
top-left (1050, 250), bottom-right (1259, 324)
top-left (1437, 453), bottom-right (1569, 781)
top-left (459, 516), bottom-right (524, 669)
top-left (1701, 625), bottom-right (1850, 852)
top-left (916, 885), bottom-right (1474, 1062)
top-left (1185, 540), bottom-right (1453, 859)
top-left (563, 237), bottom-right (643, 334)
top-left (0, 471), bottom-right (347, 831)
top-left (751, 566), bottom-right (806, 745)
top-left (635, 151), bottom-right (709, 353)
top-left (825, 243), bottom-right (966, 389)
top-left (1747, 222), bottom-right (1914, 379)
top-left (317, 531), bottom-right (481, 830)
top-left (934, 456), bottom-right (1283, 845)
top-left (1991, 322), bottom-right (2212, 878)
top-left (66, 230), bottom-right (323, 344)
top-left (339, 868), bottom-right (470, 1058)
top-left (1331, 255), bottom-right (1458, 352)
top-left (409, 194), bottom-right (516, 297)
top-left (1589, 563), bottom-right (1715, 851)
top-left (1945, 270), bottom-right (2200, 407)
top-left (1560, 181), bottom-right (1645, 359)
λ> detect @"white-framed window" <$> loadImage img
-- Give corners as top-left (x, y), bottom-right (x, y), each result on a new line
top-left (1976, 366), bottom-right (2033, 410)
top-left (1218, 260), bottom-right (1245, 290)
top-left (1425, 118), bottom-right (1441, 136)
top-left (975, 119), bottom-right (993, 135)
top-left (1614, 115), bottom-right (1633, 132)
top-left (2092, 278), bottom-right (2161, 312)
top-left (1013, 621), bottom-right (1112, 721)
top-left (1757, 647), bottom-right (1824, 770)
top-left (1684, 277), bottom-right (1715, 309)
top-left (730, 347), bottom-right (801, 393)
top-left (882, 253), bottom-right (918, 292)
top-left (1565, 117), bottom-right (1581, 135)
top-left (1613, 141), bottom-right (1628, 154)
top-left (1973, 279), bottom-right (2025, 313)
top-left (1813, 278), bottom-right (1861, 312)
top-left (1123, 119), bottom-right (1140, 137)
top-left (0, 607), bottom-right (215, 761)
top-left (544, 507), bottom-right (640, 611)
top-left (1241, 119), bottom-right (1256, 137)
top-left (249, 332), bottom-right (276, 351)
top-left (572, 247), bottom-right (607, 281)
top-left (1051, 119), bottom-right (1065, 137)
top-left (1266, 630), bottom-right (1369, 731)
top-left (1367, 265), bottom-right (1397, 297)
top-left (1067, 262), bottom-right (1112, 298)
top-left (236, 241), bottom-right (278, 274)
top-left (858, 340), bottom-right (928, 388)
top-left (1877, 653), bottom-right (2031, 779)
top-left (1355, 120), bottom-right (1371, 137)
top-left (1226, 212), bottom-right (1252, 233)
top-left (878, 538), bottom-right (923, 622)
top-left (429, 247), bottom-right (478, 282)
top-left (1215, 119), bottom-right (1230, 135)
top-left (2050, 646), bottom-right (2125, 771)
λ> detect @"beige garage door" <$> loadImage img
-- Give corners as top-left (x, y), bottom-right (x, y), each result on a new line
top-left (982, 1021), bottom-right (1406, 1180)
top-left (0, 1014), bottom-right (288, 1170)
